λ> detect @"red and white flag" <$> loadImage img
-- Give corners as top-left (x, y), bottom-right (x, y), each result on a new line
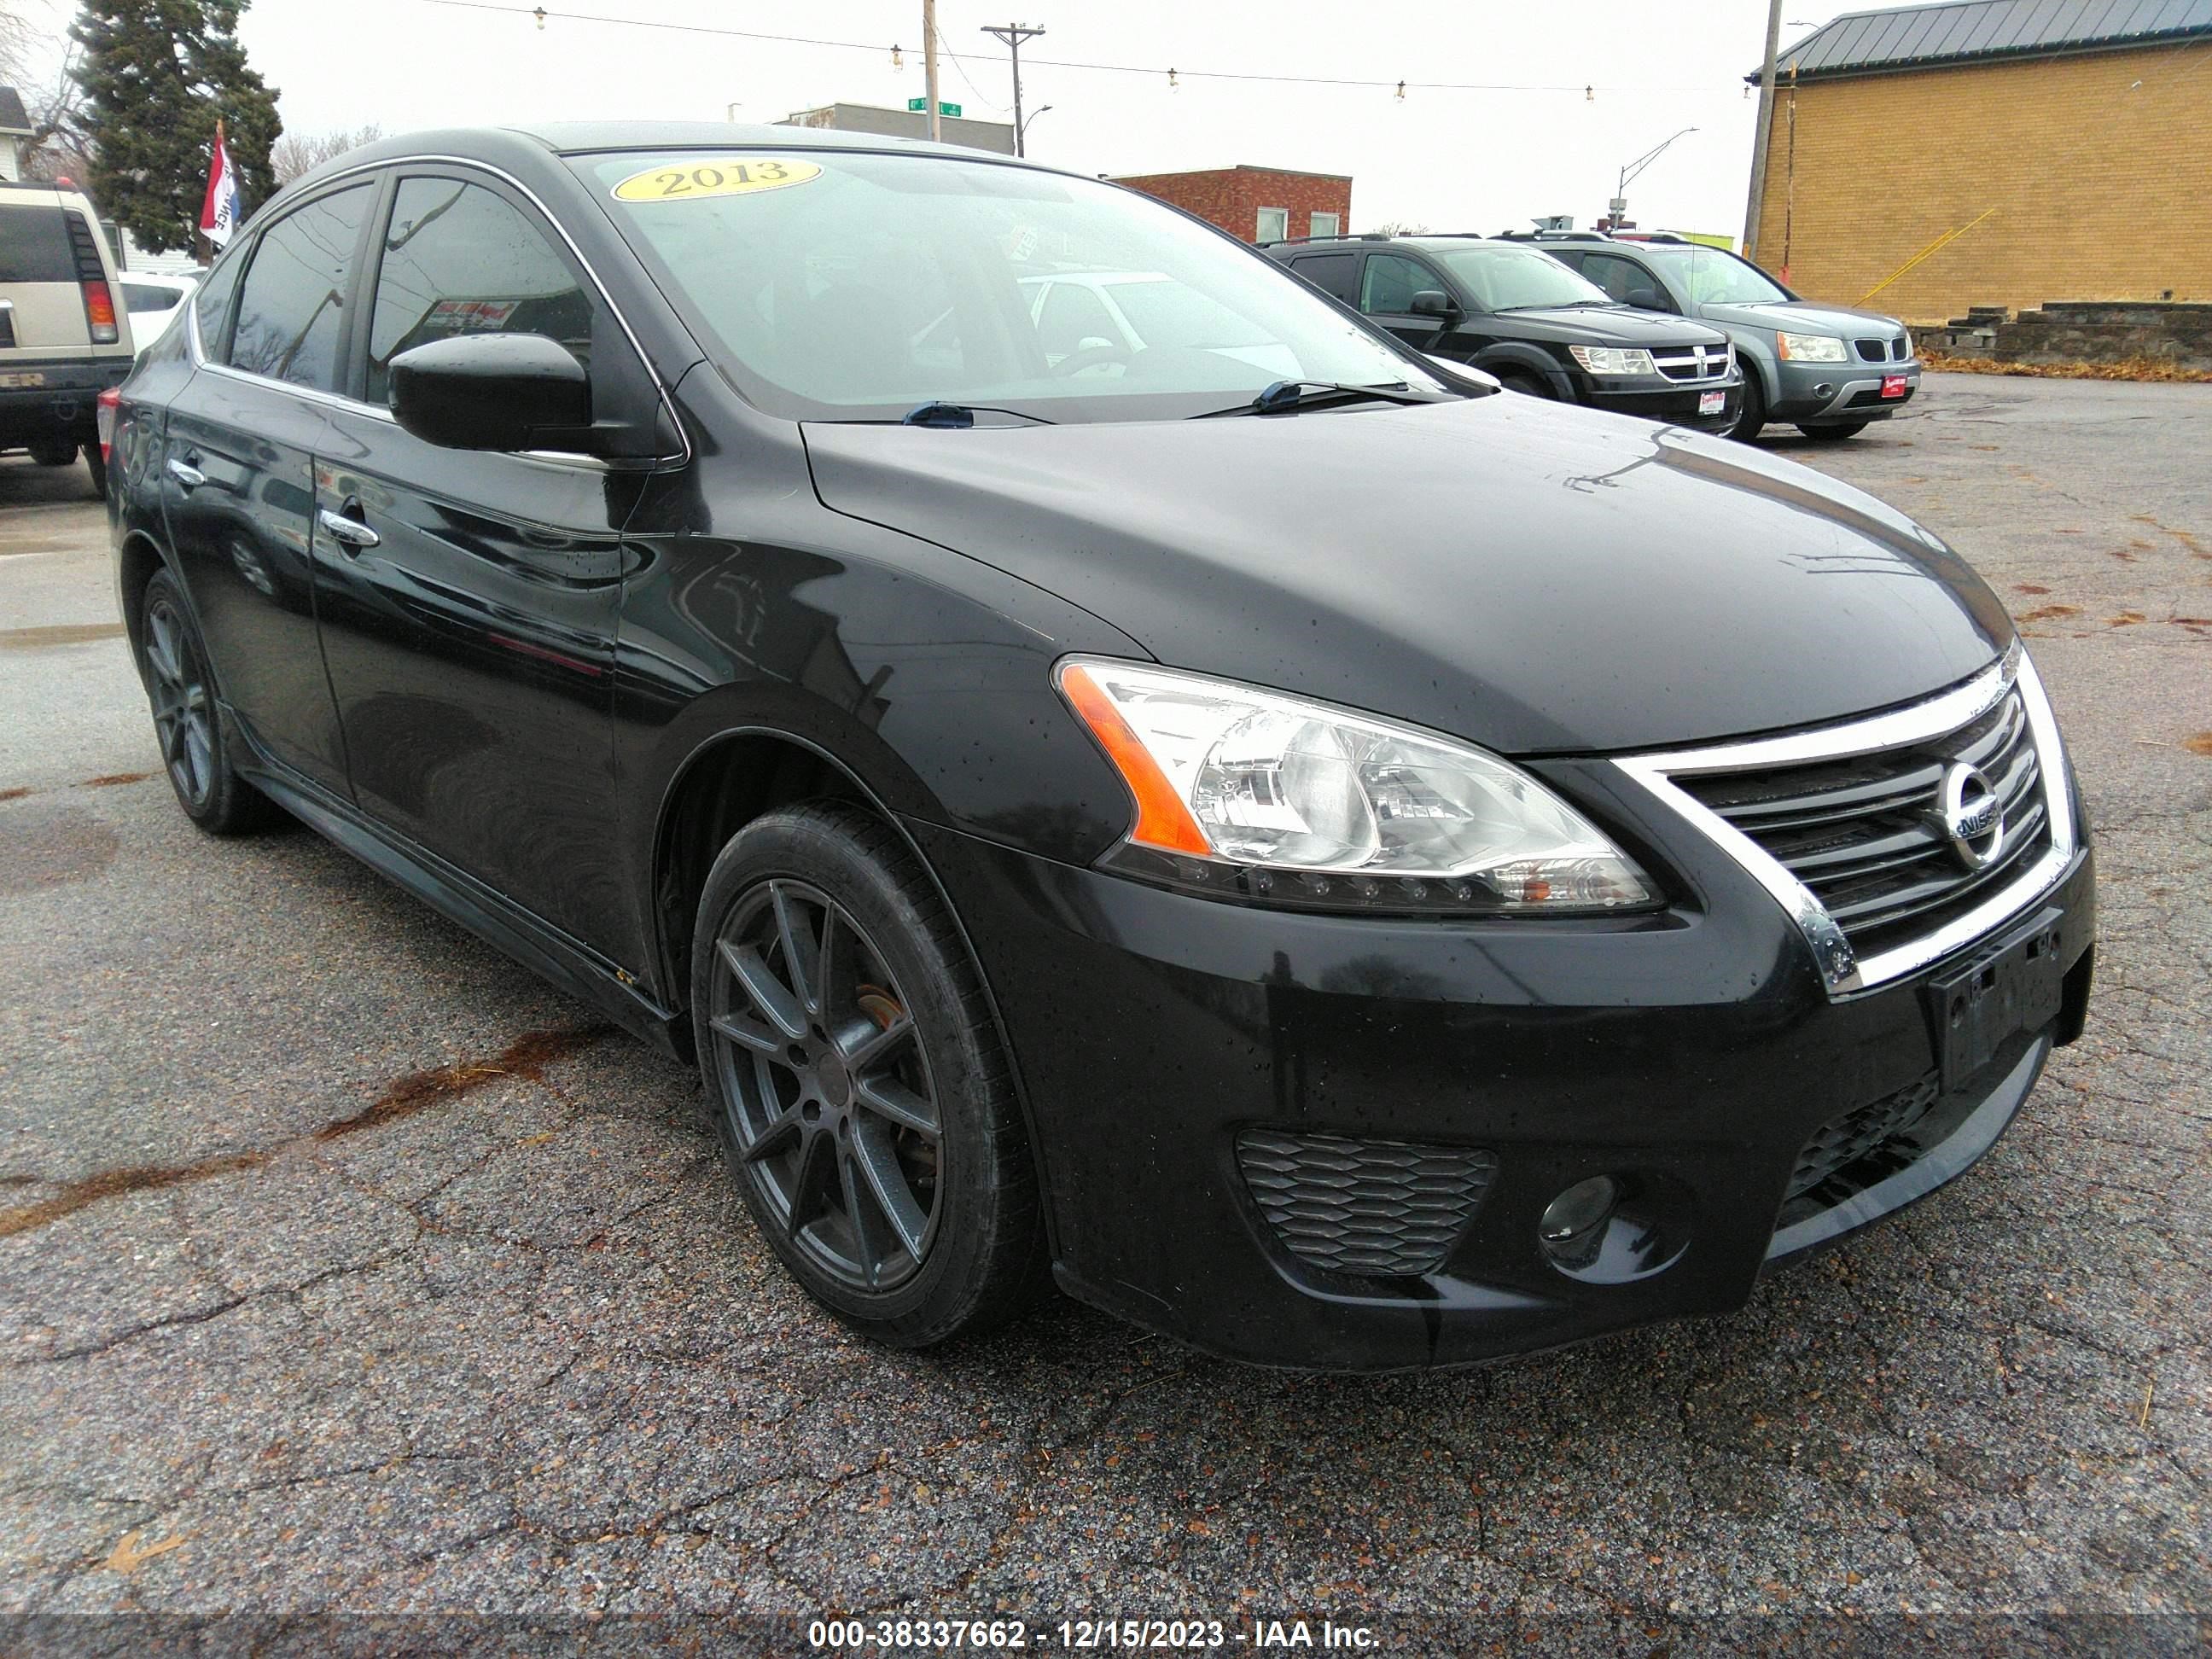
top-left (199, 121), bottom-right (241, 248)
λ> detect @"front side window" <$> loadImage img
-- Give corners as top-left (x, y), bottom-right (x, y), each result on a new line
top-left (228, 184), bottom-right (375, 392)
top-left (1577, 253), bottom-right (1655, 306)
top-left (1429, 246), bottom-right (1613, 313)
top-left (1359, 253), bottom-right (1435, 316)
top-left (581, 149), bottom-right (1435, 424)
top-left (367, 178), bottom-right (595, 405)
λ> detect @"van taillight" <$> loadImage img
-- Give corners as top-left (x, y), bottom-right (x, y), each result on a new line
top-left (83, 279), bottom-right (119, 344)
top-left (96, 385), bottom-right (119, 461)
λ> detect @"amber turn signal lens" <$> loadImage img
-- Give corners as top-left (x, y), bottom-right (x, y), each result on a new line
top-left (1056, 661), bottom-right (1212, 857)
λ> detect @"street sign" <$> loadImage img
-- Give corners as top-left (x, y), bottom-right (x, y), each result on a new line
top-left (906, 98), bottom-right (962, 116)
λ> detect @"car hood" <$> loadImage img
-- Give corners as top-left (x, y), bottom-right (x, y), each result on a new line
top-left (1493, 306), bottom-right (1726, 347)
top-left (802, 394), bottom-right (2010, 755)
top-left (1702, 300), bottom-right (1903, 340)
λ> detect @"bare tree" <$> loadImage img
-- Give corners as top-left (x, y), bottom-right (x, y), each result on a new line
top-left (270, 122), bottom-right (382, 185)
top-left (1366, 220), bottom-right (1431, 237)
top-left (22, 42), bottom-right (93, 184)
top-left (0, 3), bottom-right (42, 87)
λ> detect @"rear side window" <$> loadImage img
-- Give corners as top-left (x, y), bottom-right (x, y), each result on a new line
top-left (1288, 252), bottom-right (1357, 303)
top-left (366, 177), bottom-right (595, 405)
top-left (229, 183), bottom-right (375, 393)
top-left (0, 205), bottom-right (77, 283)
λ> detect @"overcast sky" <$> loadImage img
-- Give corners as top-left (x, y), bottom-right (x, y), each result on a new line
top-left (20, 0), bottom-right (1870, 240)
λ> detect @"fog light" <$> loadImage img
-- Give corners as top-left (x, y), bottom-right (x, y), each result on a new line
top-left (1812, 381), bottom-right (1834, 399)
top-left (1541, 1176), bottom-right (1620, 1245)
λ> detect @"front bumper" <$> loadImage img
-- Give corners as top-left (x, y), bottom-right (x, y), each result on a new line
top-left (1772, 358), bottom-right (1920, 425)
top-left (1586, 376), bottom-right (1742, 434)
top-left (911, 783), bottom-right (2093, 1371)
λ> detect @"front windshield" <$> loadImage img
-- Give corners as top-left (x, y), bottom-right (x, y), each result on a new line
top-left (581, 149), bottom-right (1439, 422)
top-left (1430, 245), bottom-right (1613, 311)
top-left (1643, 246), bottom-right (1792, 306)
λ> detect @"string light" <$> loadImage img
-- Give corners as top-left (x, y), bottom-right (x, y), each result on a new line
top-left (402, 0), bottom-right (1734, 98)
top-left (1394, 79), bottom-right (1406, 100)
top-left (891, 42), bottom-right (902, 68)
top-left (532, 5), bottom-right (544, 26)
top-left (1167, 67), bottom-right (1178, 90)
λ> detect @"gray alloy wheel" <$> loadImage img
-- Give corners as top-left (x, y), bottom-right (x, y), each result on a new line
top-left (143, 587), bottom-right (218, 812)
top-left (707, 875), bottom-right (944, 1293)
top-left (134, 569), bottom-right (280, 835)
top-left (690, 801), bottom-right (1045, 1347)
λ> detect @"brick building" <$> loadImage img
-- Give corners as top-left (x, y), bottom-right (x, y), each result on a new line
top-left (1111, 165), bottom-right (1352, 245)
top-left (1746, 0), bottom-right (2212, 324)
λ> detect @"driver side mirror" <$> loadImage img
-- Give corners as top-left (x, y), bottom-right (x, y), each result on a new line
top-left (388, 333), bottom-right (596, 454)
top-left (1410, 289), bottom-right (1457, 319)
top-left (1625, 286), bottom-right (1668, 312)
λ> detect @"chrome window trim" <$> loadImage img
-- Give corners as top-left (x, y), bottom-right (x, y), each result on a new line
top-left (1613, 642), bottom-right (2076, 998)
top-left (185, 153), bottom-right (690, 470)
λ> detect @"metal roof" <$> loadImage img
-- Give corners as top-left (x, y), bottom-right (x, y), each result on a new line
top-left (1751, 0), bottom-right (2212, 81)
top-left (0, 86), bottom-right (33, 132)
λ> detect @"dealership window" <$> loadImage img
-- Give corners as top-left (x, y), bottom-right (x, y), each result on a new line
top-left (1308, 212), bottom-right (1341, 239)
top-left (1255, 207), bottom-right (1289, 243)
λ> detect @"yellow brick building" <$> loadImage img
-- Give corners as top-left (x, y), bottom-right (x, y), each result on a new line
top-left (1747, 0), bottom-right (2212, 325)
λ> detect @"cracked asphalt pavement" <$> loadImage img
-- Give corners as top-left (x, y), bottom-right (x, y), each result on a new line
top-left (1, 374), bottom-right (2206, 1644)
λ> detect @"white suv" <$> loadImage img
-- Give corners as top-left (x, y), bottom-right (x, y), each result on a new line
top-left (0, 182), bottom-right (136, 494)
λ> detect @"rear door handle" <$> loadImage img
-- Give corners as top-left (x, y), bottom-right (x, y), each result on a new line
top-left (166, 456), bottom-right (207, 490)
top-left (318, 507), bottom-right (381, 552)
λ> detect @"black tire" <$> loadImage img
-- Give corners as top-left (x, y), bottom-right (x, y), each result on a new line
top-left (1796, 421), bottom-right (1870, 442)
top-left (1498, 370), bottom-right (1555, 399)
top-left (690, 800), bottom-right (1045, 1348)
top-left (84, 445), bottom-right (107, 499)
top-left (1727, 371), bottom-right (1767, 442)
top-left (135, 569), bottom-right (280, 835)
top-left (28, 440), bottom-right (76, 468)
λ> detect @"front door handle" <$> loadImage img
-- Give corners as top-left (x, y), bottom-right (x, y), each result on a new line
top-left (166, 456), bottom-right (207, 490)
top-left (318, 507), bottom-right (381, 552)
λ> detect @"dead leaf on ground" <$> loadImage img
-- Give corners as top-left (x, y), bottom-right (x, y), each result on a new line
top-left (2107, 612), bottom-right (2147, 626)
top-left (104, 1529), bottom-right (189, 1575)
top-left (2017, 603), bottom-right (2082, 621)
top-left (2015, 584), bottom-right (2051, 595)
top-left (2182, 733), bottom-right (2212, 757)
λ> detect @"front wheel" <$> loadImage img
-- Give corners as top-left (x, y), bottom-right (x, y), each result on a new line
top-left (1796, 422), bottom-right (1870, 442)
top-left (691, 801), bottom-right (1045, 1348)
top-left (1497, 370), bottom-right (1555, 399)
top-left (1726, 372), bottom-right (1767, 442)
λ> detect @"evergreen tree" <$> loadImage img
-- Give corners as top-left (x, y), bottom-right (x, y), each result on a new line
top-left (71, 0), bottom-right (282, 253)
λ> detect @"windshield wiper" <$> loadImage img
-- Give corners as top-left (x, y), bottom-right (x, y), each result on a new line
top-left (1191, 380), bottom-right (1447, 420)
top-left (901, 401), bottom-right (1057, 428)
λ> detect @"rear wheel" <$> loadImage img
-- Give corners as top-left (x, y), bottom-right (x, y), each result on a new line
top-left (136, 569), bottom-right (279, 834)
top-left (1796, 422), bottom-right (1870, 442)
top-left (691, 801), bottom-right (1045, 1348)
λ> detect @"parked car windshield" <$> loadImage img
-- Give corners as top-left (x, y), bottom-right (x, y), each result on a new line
top-left (1430, 245), bottom-right (1613, 312)
top-left (1640, 245), bottom-right (1793, 306)
top-left (580, 148), bottom-right (1439, 422)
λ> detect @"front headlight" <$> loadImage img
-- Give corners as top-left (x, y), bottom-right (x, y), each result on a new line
top-left (1568, 345), bottom-right (1656, 376)
top-left (1055, 658), bottom-right (1657, 914)
top-left (1777, 330), bottom-right (1848, 363)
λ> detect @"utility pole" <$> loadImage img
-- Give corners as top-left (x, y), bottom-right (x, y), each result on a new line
top-left (923, 0), bottom-right (942, 143)
top-left (1743, 0), bottom-right (1784, 259)
top-left (981, 22), bottom-right (1045, 157)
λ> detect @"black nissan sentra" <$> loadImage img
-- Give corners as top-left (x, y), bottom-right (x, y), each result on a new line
top-left (108, 125), bottom-right (2093, 1371)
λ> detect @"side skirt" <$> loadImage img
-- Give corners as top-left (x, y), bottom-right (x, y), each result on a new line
top-left (231, 716), bottom-right (684, 1058)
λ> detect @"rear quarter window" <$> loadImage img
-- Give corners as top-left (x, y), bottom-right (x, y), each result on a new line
top-left (0, 205), bottom-right (79, 284)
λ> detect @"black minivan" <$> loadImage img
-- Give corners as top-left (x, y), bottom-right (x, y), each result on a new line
top-left (109, 124), bottom-right (2091, 1371)
top-left (1266, 233), bottom-right (1741, 433)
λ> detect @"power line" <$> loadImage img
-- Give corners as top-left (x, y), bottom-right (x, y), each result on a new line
top-left (397, 0), bottom-right (1735, 96)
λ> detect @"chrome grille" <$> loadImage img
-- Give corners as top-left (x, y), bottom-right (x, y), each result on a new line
top-left (1676, 686), bottom-right (2050, 958)
top-left (1652, 344), bottom-right (1732, 383)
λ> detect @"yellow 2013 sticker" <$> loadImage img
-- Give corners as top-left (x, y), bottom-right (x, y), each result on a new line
top-left (611, 158), bottom-right (823, 203)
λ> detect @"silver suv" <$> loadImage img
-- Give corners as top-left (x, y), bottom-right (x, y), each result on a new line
top-left (1529, 233), bottom-right (1918, 444)
top-left (0, 182), bottom-right (136, 493)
